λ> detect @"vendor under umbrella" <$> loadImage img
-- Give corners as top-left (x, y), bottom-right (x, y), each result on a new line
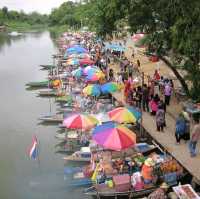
top-left (141, 158), bottom-right (155, 184)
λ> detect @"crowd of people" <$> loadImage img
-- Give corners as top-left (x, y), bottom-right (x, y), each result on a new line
top-left (104, 43), bottom-right (200, 158)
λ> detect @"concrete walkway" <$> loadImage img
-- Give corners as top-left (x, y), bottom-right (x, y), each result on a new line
top-left (109, 37), bottom-right (200, 181)
top-left (112, 90), bottom-right (200, 181)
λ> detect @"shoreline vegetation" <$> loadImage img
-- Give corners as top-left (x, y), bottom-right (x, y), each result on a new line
top-left (5, 21), bottom-right (48, 32)
top-left (0, 0), bottom-right (200, 101)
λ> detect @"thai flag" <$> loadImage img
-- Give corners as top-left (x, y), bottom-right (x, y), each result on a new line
top-left (29, 135), bottom-right (38, 160)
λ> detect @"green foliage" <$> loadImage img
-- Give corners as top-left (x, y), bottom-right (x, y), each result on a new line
top-left (0, 7), bottom-right (48, 31)
top-left (86, 0), bottom-right (200, 100)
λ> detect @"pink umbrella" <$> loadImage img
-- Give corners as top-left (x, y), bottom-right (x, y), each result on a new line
top-left (92, 122), bottom-right (136, 151)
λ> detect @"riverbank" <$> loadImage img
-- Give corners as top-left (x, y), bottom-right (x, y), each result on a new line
top-left (109, 37), bottom-right (200, 182)
top-left (4, 21), bottom-right (47, 32)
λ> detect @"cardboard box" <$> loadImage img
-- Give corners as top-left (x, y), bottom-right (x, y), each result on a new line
top-left (113, 174), bottom-right (131, 192)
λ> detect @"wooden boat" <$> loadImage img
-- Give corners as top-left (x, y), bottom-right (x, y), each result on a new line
top-left (48, 72), bottom-right (71, 79)
top-left (67, 178), bottom-right (92, 187)
top-left (26, 80), bottom-right (49, 88)
top-left (38, 89), bottom-right (65, 97)
top-left (64, 167), bottom-right (83, 175)
top-left (84, 185), bottom-right (157, 198)
top-left (55, 133), bottom-right (66, 140)
top-left (63, 147), bottom-right (91, 163)
top-left (39, 114), bottom-right (63, 123)
top-left (68, 174), bottom-right (92, 187)
top-left (40, 64), bottom-right (56, 70)
top-left (55, 95), bottom-right (73, 104)
top-left (57, 107), bottom-right (73, 113)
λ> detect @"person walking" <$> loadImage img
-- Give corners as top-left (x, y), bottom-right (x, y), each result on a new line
top-left (149, 96), bottom-right (158, 116)
top-left (156, 105), bottom-right (165, 132)
top-left (188, 118), bottom-right (200, 157)
top-left (164, 80), bottom-right (172, 105)
top-left (175, 113), bottom-right (187, 144)
top-left (142, 84), bottom-right (149, 112)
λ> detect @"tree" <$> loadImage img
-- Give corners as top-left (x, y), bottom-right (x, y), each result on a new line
top-left (81, 0), bottom-right (200, 100)
top-left (2, 6), bottom-right (8, 17)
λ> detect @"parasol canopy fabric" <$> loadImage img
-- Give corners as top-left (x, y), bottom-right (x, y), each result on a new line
top-left (71, 67), bottom-right (83, 78)
top-left (83, 65), bottom-right (98, 75)
top-left (108, 107), bottom-right (141, 124)
top-left (92, 122), bottom-right (136, 151)
top-left (100, 82), bottom-right (119, 94)
top-left (79, 58), bottom-right (94, 66)
top-left (83, 84), bottom-right (101, 97)
top-left (63, 113), bottom-right (99, 130)
top-left (86, 71), bottom-right (105, 82)
top-left (86, 69), bottom-right (105, 82)
top-left (66, 45), bottom-right (88, 54)
top-left (66, 58), bottom-right (79, 65)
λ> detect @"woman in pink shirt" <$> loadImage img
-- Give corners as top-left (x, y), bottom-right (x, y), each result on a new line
top-left (149, 96), bottom-right (158, 115)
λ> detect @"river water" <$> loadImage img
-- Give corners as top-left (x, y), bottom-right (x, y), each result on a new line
top-left (0, 32), bottom-right (88, 199)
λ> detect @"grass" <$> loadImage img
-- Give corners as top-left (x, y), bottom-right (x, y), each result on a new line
top-left (5, 21), bottom-right (47, 32)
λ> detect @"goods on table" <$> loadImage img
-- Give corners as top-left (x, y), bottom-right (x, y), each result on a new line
top-left (173, 184), bottom-right (200, 199)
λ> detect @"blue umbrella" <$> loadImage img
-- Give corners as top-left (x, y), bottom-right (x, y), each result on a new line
top-left (101, 82), bottom-right (119, 94)
top-left (66, 46), bottom-right (88, 55)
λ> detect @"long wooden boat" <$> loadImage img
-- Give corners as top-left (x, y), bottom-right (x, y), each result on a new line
top-left (63, 147), bottom-right (91, 163)
top-left (67, 178), bottom-right (92, 188)
top-left (26, 80), bottom-right (49, 88)
top-left (55, 95), bottom-right (73, 103)
top-left (48, 72), bottom-right (71, 79)
top-left (84, 185), bottom-right (157, 198)
top-left (65, 171), bottom-right (93, 187)
top-left (38, 89), bottom-right (66, 97)
top-left (40, 64), bottom-right (56, 70)
top-left (57, 107), bottom-right (74, 113)
top-left (39, 114), bottom-right (63, 123)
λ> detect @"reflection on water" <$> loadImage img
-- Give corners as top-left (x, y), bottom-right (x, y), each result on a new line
top-left (0, 32), bottom-right (88, 199)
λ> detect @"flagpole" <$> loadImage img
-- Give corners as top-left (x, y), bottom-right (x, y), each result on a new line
top-left (36, 135), bottom-right (40, 167)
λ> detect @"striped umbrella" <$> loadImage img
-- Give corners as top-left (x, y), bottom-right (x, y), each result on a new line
top-left (92, 122), bottom-right (136, 151)
top-left (83, 84), bottom-right (101, 97)
top-left (86, 71), bottom-right (105, 82)
top-left (101, 82), bottom-right (119, 94)
top-left (66, 58), bottom-right (79, 65)
top-left (63, 113), bottom-right (99, 130)
top-left (108, 107), bottom-right (141, 124)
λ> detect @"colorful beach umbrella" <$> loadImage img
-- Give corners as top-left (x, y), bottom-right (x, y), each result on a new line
top-left (108, 107), bottom-right (141, 124)
top-left (63, 113), bottom-right (99, 130)
top-left (79, 58), bottom-right (94, 66)
top-left (83, 65), bottom-right (95, 75)
top-left (66, 58), bottom-right (79, 65)
top-left (83, 84), bottom-right (101, 97)
top-left (101, 82), bottom-right (119, 94)
top-left (71, 68), bottom-right (83, 78)
top-left (86, 71), bottom-right (105, 82)
top-left (66, 46), bottom-right (88, 54)
top-left (92, 122), bottom-right (136, 151)
top-left (84, 67), bottom-right (101, 75)
top-left (78, 53), bottom-right (91, 59)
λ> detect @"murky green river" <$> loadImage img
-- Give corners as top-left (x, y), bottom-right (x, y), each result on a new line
top-left (0, 31), bottom-right (88, 199)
